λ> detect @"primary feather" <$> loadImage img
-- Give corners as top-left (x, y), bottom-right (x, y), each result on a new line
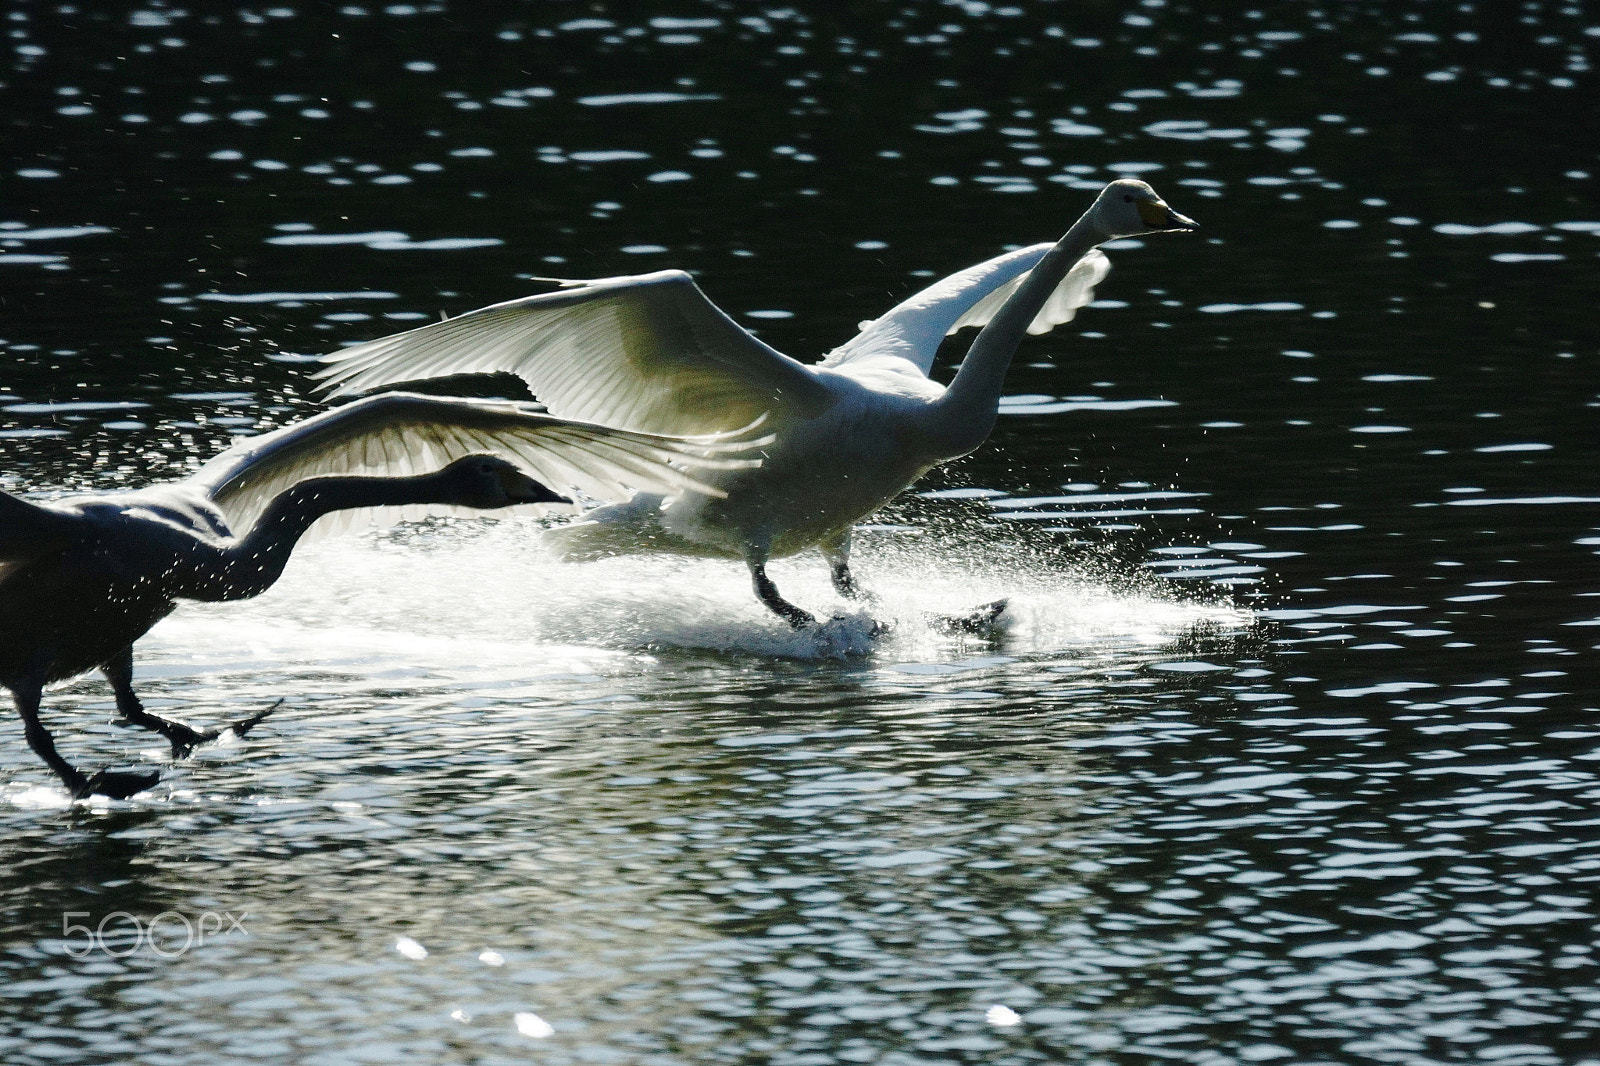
top-left (191, 391), bottom-right (763, 532)
top-left (317, 272), bottom-right (834, 437)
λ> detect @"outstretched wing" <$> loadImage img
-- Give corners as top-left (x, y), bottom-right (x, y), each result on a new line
top-left (188, 392), bottom-right (764, 532)
top-left (824, 245), bottom-right (1111, 375)
top-left (316, 270), bottom-right (835, 437)
top-left (947, 248), bottom-right (1110, 337)
top-left (0, 489), bottom-right (85, 558)
top-left (0, 489), bottom-right (90, 588)
top-left (0, 489), bottom-right (91, 590)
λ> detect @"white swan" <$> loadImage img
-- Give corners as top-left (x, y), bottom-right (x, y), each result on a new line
top-left (318, 179), bottom-right (1197, 628)
top-left (2, 392), bottom-right (756, 798)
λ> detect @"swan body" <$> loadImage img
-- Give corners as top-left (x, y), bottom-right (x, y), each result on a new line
top-left (318, 180), bottom-right (1197, 626)
top-left (569, 367), bottom-right (945, 563)
top-left (2, 392), bottom-right (758, 797)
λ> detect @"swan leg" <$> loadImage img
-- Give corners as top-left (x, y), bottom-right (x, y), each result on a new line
top-left (101, 649), bottom-right (278, 757)
top-left (10, 670), bottom-right (158, 799)
top-left (820, 530), bottom-right (875, 602)
top-left (103, 648), bottom-right (214, 758)
top-left (11, 673), bottom-right (91, 796)
top-left (749, 559), bottom-right (816, 630)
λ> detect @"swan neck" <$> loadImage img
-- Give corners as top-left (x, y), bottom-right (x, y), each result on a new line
top-left (197, 471), bottom-right (452, 600)
top-left (930, 216), bottom-right (1105, 457)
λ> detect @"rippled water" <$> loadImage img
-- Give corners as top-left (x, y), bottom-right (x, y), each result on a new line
top-left (4, 4), bottom-right (1599, 1064)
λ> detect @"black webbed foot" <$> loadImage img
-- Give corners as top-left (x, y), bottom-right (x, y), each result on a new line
top-left (830, 612), bottom-right (894, 639)
top-left (165, 722), bottom-right (217, 759)
top-left (925, 599), bottom-right (1009, 636)
top-left (166, 699), bottom-right (280, 757)
top-left (76, 768), bottom-right (162, 800)
top-left (228, 699), bottom-right (280, 741)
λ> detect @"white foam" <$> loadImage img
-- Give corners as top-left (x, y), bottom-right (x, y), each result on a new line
top-left (142, 519), bottom-right (1249, 674)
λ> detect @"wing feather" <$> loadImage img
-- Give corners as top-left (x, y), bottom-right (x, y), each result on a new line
top-left (187, 392), bottom-right (765, 533)
top-left (316, 271), bottom-right (834, 436)
top-left (824, 245), bottom-right (1111, 374)
top-left (0, 490), bottom-right (89, 581)
top-left (947, 248), bottom-right (1111, 336)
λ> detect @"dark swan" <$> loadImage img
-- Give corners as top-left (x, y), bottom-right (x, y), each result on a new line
top-left (317, 180), bottom-right (1196, 628)
top-left (2, 392), bottom-right (756, 798)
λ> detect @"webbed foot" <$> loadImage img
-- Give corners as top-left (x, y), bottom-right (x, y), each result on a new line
top-left (167, 699), bottom-right (281, 757)
top-left (229, 699), bottom-right (280, 741)
top-left (166, 722), bottom-right (216, 759)
top-left (828, 612), bottom-right (894, 639)
top-left (925, 599), bottom-right (1009, 636)
top-left (76, 768), bottom-right (162, 800)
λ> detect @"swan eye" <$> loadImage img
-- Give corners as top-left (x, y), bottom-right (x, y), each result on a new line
top-left (1123, 194), bottom-right (1134, 202)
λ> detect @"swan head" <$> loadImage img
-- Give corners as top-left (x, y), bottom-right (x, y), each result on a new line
top-left (1091, 179), bottom-right (1198, 239)
top-left (438, 453), bottom-right (570, 508)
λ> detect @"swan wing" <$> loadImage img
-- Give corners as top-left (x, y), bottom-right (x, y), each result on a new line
top-left (947, 248), bottom-right (1111, 337)
top-left (824, 245), bottom-right (1110, 374)
top-left (315, 270), bottom-right (834, 436)
top-left (189, 392), bottom-right (764, 532)
top-left (0, 491), bottom-right (90, 589)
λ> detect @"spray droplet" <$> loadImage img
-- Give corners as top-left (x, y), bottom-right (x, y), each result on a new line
top-left (985, 1004), bottom-right (1022, 1027)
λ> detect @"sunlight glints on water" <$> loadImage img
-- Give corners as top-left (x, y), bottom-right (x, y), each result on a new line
top-left (147, 516), bottom-right (1251, 668)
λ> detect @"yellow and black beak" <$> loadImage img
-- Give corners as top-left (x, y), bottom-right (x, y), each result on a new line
top-left (1137, 199), bottom-right (1199, 232)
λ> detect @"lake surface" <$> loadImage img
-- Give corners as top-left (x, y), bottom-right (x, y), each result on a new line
top-left (3, 3), bottom-right (1598, 1063)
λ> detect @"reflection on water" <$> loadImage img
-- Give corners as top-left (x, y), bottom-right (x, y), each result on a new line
top-left (6, 520), bottom-right (1596, 1063)
top-left (4, 1), bottom-right (1600, 1064)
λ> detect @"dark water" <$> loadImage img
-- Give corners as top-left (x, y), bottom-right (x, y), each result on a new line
top-left (4, 4), bottom-right (1599, 1063)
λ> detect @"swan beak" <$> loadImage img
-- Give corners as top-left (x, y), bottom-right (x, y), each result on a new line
top-left (1138, 199), bottom-right (1199, 232)
top-left (504, 471), bottom-right (571, 505)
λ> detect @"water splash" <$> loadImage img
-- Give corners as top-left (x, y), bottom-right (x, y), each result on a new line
top-left (149, 518), bottom-right (1250, 669)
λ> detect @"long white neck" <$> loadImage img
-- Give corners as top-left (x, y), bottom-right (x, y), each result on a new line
top-left (923, 213), bottom-right (1107, 459)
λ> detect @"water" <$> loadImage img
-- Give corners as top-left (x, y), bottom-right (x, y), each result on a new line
top-left (4, 3), bottom-right (1599, 1063)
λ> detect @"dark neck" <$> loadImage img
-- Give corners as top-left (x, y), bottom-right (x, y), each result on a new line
top-left (186, 470), bottom-right (455, 601)
top-left (925, 214), bottom-right (1105, 458)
